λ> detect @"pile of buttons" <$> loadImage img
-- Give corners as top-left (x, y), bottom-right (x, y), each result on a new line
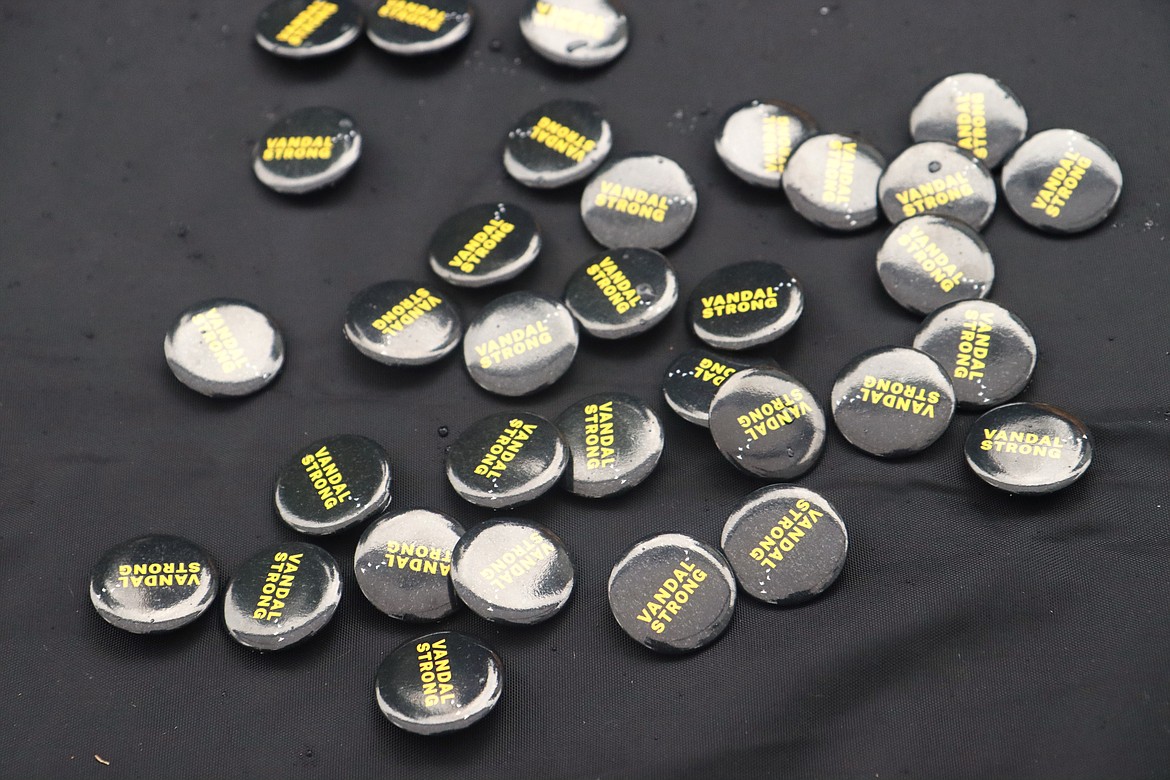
top-left (97, 4), bottom-right (1118, 738)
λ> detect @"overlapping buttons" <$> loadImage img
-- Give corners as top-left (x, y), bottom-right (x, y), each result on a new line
top-left (463, 291), bottom-right (578, 396)
top-left (252, 107), bottom-right (361, 194)
top-left (909, 72), bottom-right (1028, 169)
top-left (913, 300), bottom-right (1036, 408)
top-left (164, 298), bottom-right (285, 398)
top-left (662, 349), bottom-right (778, 427)
top-left (715, 100), bottom-right (819, 187)
top-left (451, 519), bottom-right (574, 625)
top-left (355, 509), bottom-right (464, 621)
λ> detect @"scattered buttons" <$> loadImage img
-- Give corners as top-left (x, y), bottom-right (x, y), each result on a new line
top-left (708, 368), bottom-right (826, 479)
top-left (252, 106), bottom-right (361, 194)
top-left (451, 519), bottom-right (574, 625)
top-left (355, 509), bottom-right (464, 621)
top-left (580, 154), bottom-right (698, 250)
top-left (164, 298), bottom-right (285, 398)
top-left (875, 215), bottom-right (995, 315)
top-left (554, 392), bottom-right (663, 498)
top-left (661, 349), bottom-right (778, 428)
top-left (830, 347), bottom-right (956, 458)
top-left (89, 535), bottom-right (218, 634)
top-left (428, 202), bottom-right (541, 288)
top-left (375, 631), bottom-right (503, 735)
top-left (1001, 128), bottom-right (1123, 234)
top-left (688, 260), bottom-right (804, 350)
top-left (462, 291), bottom-right (579, 396)
top-left (913, 300), bottom-right (1037, 408)
top-left (504, 99), bottom-right (613, 189)
top-left (964, 402), bottom-right (1093, 494)
top-left (519, 0), bottom-right (629, 68)
top-left (720, 485), bottom-right (847, 605)
top-left (782, 133), bottom-right (887, 231)
top-left (366, 0), bottom-right (473, 55)
top-left (909, 73), bottom-right (1028, 169)
top-left (878, 141), bottom-right (997, 230)
top-left (562, 247), bottom-right (678, 339)
top-left (715, 100), bottom-right (820, 187)
top-left (445, 411), bottom-right (567, 509)
top-left (274, 434), bottom-right (392, 535)
top-left (223, 542), bottom-right (342, 651)
top-left (254, 0), bottom-right (363, 58)
top-left (344, 280), bottom-right (462, 366)
top-left (607, 533), bottom-right (736, 654)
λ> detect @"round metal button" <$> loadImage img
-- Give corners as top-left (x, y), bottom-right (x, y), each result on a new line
top-left (715, 100), bottom-right (819, 187)
top-left (89, 535), bottom-right (218, 634)
top-left (830, 346), bottom-right (956, 458)
top-left (445, 411), bottom-right (567, 509)
top-left (662, 349), bottom-right (778, 428)
top-left (519, 0), bottom-right (629, 68)
top-left (720, 485), bottom-right (847, 605)
top-left (688, 260), bottom-right (804, 350)
top-left (875, 215), bottom-right (995, 316)
top-left (563, 247), bottom-right (678, 339)
top-left (782, 133), bottom-right (887, 231)
top-left (451, 519), bottom-right (574, 625)
top-left (366, 0), bottom-right (473, 55)
top-left (504, 99), bottom-right (613, 189)
top-left (355, 509), bottom-right (464, 622)
top-left (252, 106), bottom-right (361, 195)
top-left (607, 533), bottom-right (736, 654)
top-left (913, 300), bottom-right (1037, 408)
top-left (580, 154), bottom-right (698, 250)
top-left (344, 280), bottom-right (462, 366)
top-left (554, 392), bottom-right (664, 498)
top-left (909, 72), bottom-right (1028, 169)
top-left (428, 202), bottom-right (541, 288)
top-left (878, 141), bottom-right (997, 230)
top-left (164, 298), bottom-right (285, 398)
top-left (964, 402), bottom-right (1093, 494)
top-left (274, 434), bottom-right (392, 535)
top-left (254, 0), bottom-right (363, 58)
top-left (462, 291), bottom-right (579, 397)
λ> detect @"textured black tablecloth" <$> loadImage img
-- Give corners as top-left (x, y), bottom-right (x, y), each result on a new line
top-left (3, 1), bottom-right (1169, 777)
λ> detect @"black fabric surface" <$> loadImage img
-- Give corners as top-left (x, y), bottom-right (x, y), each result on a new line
top-left (3, 1), bottom-right (1169, 777)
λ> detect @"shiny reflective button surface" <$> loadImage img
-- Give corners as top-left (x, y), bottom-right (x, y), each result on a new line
top-left (964, 402), bottom-right (1093, 494)
top-left (913, 300), bottom-right (1037, 408)
top-left (255, 0), bottom-right (363, 58)
top-left (462, 291), bottom-right (579, 396)
top-left (715, 100), bottom-right (819, 187)
top-left (274, 434), bottom-right (392, 535)
top-left (1001, 128), bottom-right (1123, 234)
top-left (90, 535), bottom-right (218, 634)
top-left (580, 154), bottom-right (698, 250)
top-left (451, 519), bottom-right (574, 625)
top-left (708, 368), bottom-right (826, 479)
top-left (223, 542), bottom-right (343, 651)
top-left (608, 533), bottom-right (736, 654)
top-left (252, 106), bottom-right (361, 194)
top-left (504, 99), bottom-right (613, 189)
top-left (830, 346), bottom-right (956, 458)
top-left (164, 298), bottom-right (285, 397)
top-left (445, 411), bottom-right (567, 509)
top-left (428, 202), bottom-right (541, 288)
top-left (355, 509), bottom-right (464, 621)
top-left (688, 260), bottom-right (804, 350)
top-left (909, 72), bottom-right (1028, 169)
top-left (875, 215), bottom-right (994, 315)
top-left (555, 392), bottom-right (664, 498)
top-left (563, 247), bottom-right (678, 339)
top-left (519, 0), bottom-right (629, 68)
top-left (720, 485), bottom-right (847, 605)
top-left (375, 631), bottom-right (502, 735)
top-left (344, 280), bottom-right (462, 366)
top-left (782, 133), bottom-right (886, 232)
top-left (878, 141), bottom-right (997, 230)
top-left (366, 0), bottom-right (473, 55)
